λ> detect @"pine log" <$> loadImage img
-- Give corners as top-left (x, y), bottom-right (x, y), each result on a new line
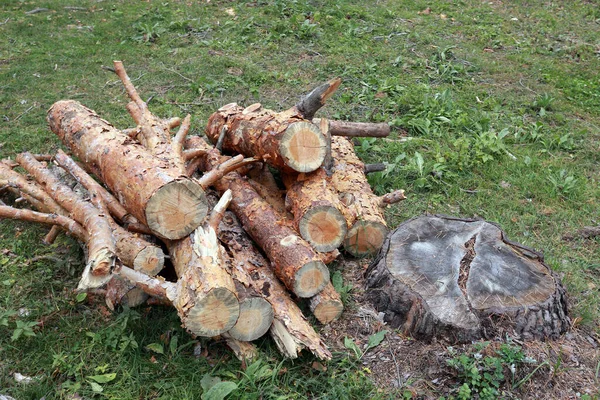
top-left (105, 276), bottom-right (148, 310)
top-left (191, 140), bottom-right (330, 297)
top-left (165, 191), bottom-right (240, 337)
top-left (205, 103), bottom-right (327, 173)
top-left (283, 168), bottom-right (348, 253)
top-left (47, 100), bottom-right (207, 240)
top-left (309, 282), bottom-right (344, 324)
top-left (222, 334), bottom-right (258, 362)
top-left (330, 136), bottom-right (388, 257)
top-left (365, 216), bottom-right (570, 342)
top-left (53, 150), bottom-right (164, 276)
top-left (54, 149), bottom-right (149, 234)
top-left (246, 164), bottom-right (288, 216)
top-left (313, 118), bottom-right (390, 138)
top-left (227, 279), bottom-right (274, 342)
top-left (16, 152), bottom-right (116, 289)
top-left (217, 211), bottom-right (332, 360)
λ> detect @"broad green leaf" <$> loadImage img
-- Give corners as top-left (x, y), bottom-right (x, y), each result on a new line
top-left (89, 381), bottom-right (103, 393)
top-left (76, 292), bottom-right (87, 303)
top-left (201, 374), bottom-right (222, 392)
top-left (343, 336), bottom-right (362, 359)
top-left (88, 373), bottom-right (116, 383)
top-left (170, 335), bottom-right (179, 356)
top-left (11, 328), bottom-right (23, 341)
top-left (331, 271), bottom-right (343, 292)
top-left (366, 330), bottom-right (388, 350)
top-left (145, 342), bottom-right (164, 354)
top-left (201, 381), bottom-right (238, 400)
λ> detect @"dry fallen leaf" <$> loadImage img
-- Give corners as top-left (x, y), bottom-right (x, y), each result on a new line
top-left (225, 8), bottom-right (235, 17)
top-left (418, 7), bottom-right (431, 15)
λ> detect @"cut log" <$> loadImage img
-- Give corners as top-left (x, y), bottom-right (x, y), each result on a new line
top-left (165, 191), bottom-right (240, 337)
top-left (309, 282), bottom-right (344, 324)
top-left (222, 334), bottom-right (258, 362)
top-left (194, 141), bottom-right (330, 298)
top-left (105, 276), bottom-right (148, 310)
top-left (47, 100), bottom-right (207, 240)
top-left (313, 118), bottom-right (390, 138)
top-left (217, 210), bottom-right (331, 360)
top-left (227, 279), bottom-right (274, 342)
top-left (205, 103), bottom-right (327, 173)
top-left (365, 216), bottom-right (570, 342)
top-left (283, 169), bottom-right (348, 252)
top-left (330, 136), bottom-right (389, 257)
top-left (54, 149), bottom-right (149, 234)
top-left (16, 152), bottom-right (116, 289)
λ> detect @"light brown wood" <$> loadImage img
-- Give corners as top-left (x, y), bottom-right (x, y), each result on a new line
top-left (48, 100), bottom-right (207, 240)
top-left (205, 103), bottom-right (327, 173)
top-left (283, 168), bottom-right (348, 252)
top-left (313, 118), bottom-right (390, 138)
top-left (16, 152), bottom-right (116, 288)
top-left (330, 136), bottom-right (389, 257)
top-left (309, 283), bottom-right (344, 324)
top-left (218, 210), bottom-right (332, 360)
top-left (165, 192), bottom-right (240, 337)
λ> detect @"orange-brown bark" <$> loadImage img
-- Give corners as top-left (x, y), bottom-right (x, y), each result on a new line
top-left (47, 100), bottom-right (207, 240)
top-left (16, 152), bottom-right (116, 288)
top-left (205, 103), bottom-right (327, 173)
top-left (218, 211), bottom-right (331, 360)
top-left (330, 136), bottom-right (389, 257)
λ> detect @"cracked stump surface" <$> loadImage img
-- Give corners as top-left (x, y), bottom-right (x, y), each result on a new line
top-left (365, 216), bottom-right (570, 343)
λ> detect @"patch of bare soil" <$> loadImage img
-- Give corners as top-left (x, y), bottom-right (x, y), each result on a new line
top-left (322, 257), bottom-right (600, 399)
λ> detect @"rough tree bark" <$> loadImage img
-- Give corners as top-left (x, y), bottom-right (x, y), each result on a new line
top-left (218, 210), bottom-right (332, 360)
top-left (16, 152), bottom-right (116, 289)
top-left (205, 103), bottom-right (327, 174)
top-left (165, 191), bottom-right (240, 337)
top-left (330, 136), bottom-right (389, 257)
top-left (47, 100), bottom-right (207, 240)
top-left (365, 216), bottom-right (570, 342)
top-left (191, 139), bottom-right (330, 298)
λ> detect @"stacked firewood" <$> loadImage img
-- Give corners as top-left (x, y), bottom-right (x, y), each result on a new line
top-left (0, 62), bottom-right (405, 361)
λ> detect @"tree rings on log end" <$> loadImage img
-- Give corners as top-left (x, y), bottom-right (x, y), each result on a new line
top-left (133, 246), bottom-right (165, 276)
top-left (183, 287), bottom-right (240, 337)
top-left (227, 297), bottom-right (274, 342)
top-left (145, 178), bottom-right (208, 240)
top-left (294, 260), bottom-right (330, 298)
top-left (365, 216), bottom-right (570, 343)
top-left (311, 299), bottom-right (343, 324)
top-left (299, 205), bottom-right (348, 252)
top-left (279, 122), bottom-right (327, 173)
top-left (344, 220), bottom-right (388, 257)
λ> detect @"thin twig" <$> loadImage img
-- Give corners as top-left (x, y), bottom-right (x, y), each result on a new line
top-left (163, 67), bottom-right (194, 82)
top-left (14, 105), bottom-right (35, 121)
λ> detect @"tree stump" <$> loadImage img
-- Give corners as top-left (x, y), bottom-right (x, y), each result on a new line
top-left (365, 216), bottom-right (570, 342)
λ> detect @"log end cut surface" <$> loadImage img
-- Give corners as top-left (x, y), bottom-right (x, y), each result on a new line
top-left (145, 179), bottom-right (208, 240)
top-left (294, 260), bottom-right (330, 298)
top-left (312, 299), bottom-right (343, 324)
top-left (228, 297), bottom-right (274, 342)
top-left (183, 287), bottom-right (239, 337)
top-left (344, 220), bottom-right (388, 257)
top-left (299, 205), bottom-right (348, 252)
top-left (133, 246), bottom-right (165, 276)
top-left (279, 122), bottom-right (327, 173)
top-left (365, 216), bottom-right (570, 343)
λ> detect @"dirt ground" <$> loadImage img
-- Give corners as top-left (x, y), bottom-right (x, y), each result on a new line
top-left (321, 258), bottom-right (600, 399)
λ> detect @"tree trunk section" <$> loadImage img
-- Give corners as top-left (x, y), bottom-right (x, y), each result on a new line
top-left (309, 282), bottom-right (344, 324)
top-left (283, 168), bottom-right (348, 253)
top-left (47, 100), bottom-right (207, 240)
top-left (365, 216), bottom-right (570, 342)
top-left (166, 225), bottom-right (240, 337)
top-left (217, 210), bottom-right (332, 360)
top-left (205, 103), bottom-right (327, 173)
top-left (331, 136), bottom-right (388, 257)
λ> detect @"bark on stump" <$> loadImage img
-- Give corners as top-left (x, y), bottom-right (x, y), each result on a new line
top-left (365, 216), bottom-right (570, 342)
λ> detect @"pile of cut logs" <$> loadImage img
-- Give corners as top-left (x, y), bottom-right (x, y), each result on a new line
top-left (0, 62), bottom-right (405, 361)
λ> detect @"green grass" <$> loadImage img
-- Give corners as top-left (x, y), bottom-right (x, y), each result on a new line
top-left (1, 0), bottom-right (599, 398)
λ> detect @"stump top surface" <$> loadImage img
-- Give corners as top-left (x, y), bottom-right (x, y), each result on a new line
top-left (383, 216), bottom-right (557, 327)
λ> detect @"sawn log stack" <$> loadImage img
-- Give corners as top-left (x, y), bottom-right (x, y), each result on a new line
top-left (0, 62), bottom-right (405, 361)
